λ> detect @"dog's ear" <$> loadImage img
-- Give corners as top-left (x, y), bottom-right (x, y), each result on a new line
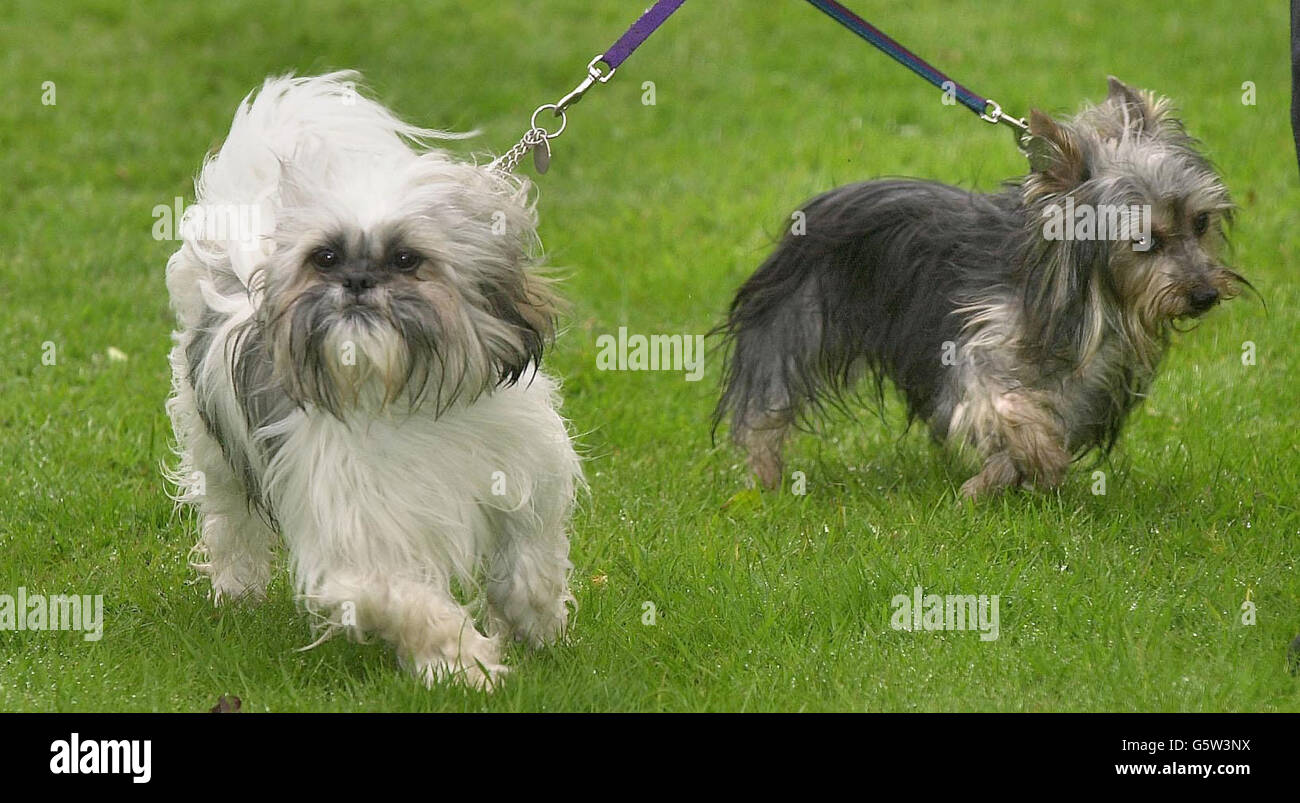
top-left (484, 271), bottom-right (560, 385)
top-left (1026, 109), bottom-right (1089, 193)
top-left (1105, 76), bottom-right (1175, 136)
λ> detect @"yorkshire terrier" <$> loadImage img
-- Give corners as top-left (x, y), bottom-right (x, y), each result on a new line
top-left (716, 78), bottom-right (1245, 499)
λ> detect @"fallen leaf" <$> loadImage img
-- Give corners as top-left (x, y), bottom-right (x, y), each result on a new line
top-left (209, 694), bottom-right (242, 713)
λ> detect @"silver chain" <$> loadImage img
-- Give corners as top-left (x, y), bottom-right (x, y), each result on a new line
top-left (488, 127), bottom-right (550, 174)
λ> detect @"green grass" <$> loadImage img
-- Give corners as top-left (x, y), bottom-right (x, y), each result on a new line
top-left (1, 0), bottom-right (1297, 712)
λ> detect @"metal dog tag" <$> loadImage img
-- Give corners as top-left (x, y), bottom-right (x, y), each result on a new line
top-left (532, 137), bottom-right (551, 174)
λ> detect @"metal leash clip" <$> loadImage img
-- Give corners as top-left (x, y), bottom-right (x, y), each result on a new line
top-left (490, 55), bottom-right (616, 175)
top-left (980, 99), bottom-right (1032, 152)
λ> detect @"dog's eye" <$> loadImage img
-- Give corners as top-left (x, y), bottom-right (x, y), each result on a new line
top-left (1193, 212), bottom-right (1210, 237)
top-left (391, 249), bottom-right (421, 272)
top-left (310, 247), bottom-right (339, 269)
top-left (1144, 233), bottom-right (1164, 254)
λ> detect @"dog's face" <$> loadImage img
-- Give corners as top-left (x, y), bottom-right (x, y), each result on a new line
top-left (257, 156), bottom-right (556, 417)
top-left (1023, 78), bottom-right (1243, 336)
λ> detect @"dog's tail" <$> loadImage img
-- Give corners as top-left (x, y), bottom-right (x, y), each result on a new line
top-left (712, 187), bottom-right (867, 490)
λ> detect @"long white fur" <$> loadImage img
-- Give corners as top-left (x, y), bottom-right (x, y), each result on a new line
top-left (165, 73), bottom-right (581, 690)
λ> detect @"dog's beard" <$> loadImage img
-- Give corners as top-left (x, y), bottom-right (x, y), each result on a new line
top-left (1015, 234), bottom-right (1241, 368)
top-left (263, 281), bottom-right (492, 418)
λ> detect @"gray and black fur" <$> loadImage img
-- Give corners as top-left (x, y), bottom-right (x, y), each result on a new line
top-left (715, 78), bottom-right (1246, 498)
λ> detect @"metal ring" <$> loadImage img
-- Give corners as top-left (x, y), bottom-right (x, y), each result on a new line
top-left (529, 103), bottom-right (567, 138)
top-left (979, 99), bottom-right (1002, 124)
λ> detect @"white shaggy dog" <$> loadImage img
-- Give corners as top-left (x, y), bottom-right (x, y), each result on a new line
top-left (164, 72), bottom-right (581, 689)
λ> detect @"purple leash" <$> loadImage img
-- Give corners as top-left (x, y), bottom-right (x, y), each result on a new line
top-left (491, 0), bottom-right (688, 175)
top-left (604, 0), bottom-right (686, 70)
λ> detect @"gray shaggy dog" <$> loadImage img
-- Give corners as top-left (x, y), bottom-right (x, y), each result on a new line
top-left (716, 78), bottom-right (1247, 499)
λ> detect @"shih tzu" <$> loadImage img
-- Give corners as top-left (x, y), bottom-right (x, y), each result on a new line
top-left (716, 78), bottom-right (1246, 499)
top-left (165, 72), bottom-right (580, 689)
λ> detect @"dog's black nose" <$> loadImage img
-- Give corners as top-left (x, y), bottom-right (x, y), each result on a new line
top-left (341, 273), bottom-right (377, 293)
top-left (1188, 286), bottom-right (1219, 313)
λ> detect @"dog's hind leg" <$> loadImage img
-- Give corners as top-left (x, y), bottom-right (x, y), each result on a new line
top-left (735, 406), bottom-right (794, 491)
top-left (718, 266), bottom-right (829, 491)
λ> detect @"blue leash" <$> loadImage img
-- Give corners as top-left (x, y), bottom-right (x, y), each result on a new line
top-left (804, 0), bottom-right (1029, 145)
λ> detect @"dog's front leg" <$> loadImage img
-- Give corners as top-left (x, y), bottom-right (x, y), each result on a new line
top-left (184, 443), bottom-right (277, 603)
top-left (960, 390), bottom-right (1071, 500)
top-left (304, 569), bottom-right (507, 691)
top-left (192, 504), bottom-right (277, 604)
top-left (484, 492), bottom-right (574, 649)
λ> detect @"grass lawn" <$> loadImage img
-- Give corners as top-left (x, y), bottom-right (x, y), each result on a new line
top-left (1, 0), bottom-right (1297, 712)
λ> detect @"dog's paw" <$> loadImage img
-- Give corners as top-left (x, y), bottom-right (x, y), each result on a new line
top-left (208, 580), bottom-right (269, 607)
top-left (191, 559), bottom-right (269, 606)
top-left (959, 474), bottom-right (1013, 502)
top-left (490, 589), bottom-right (571, 650)
top-left (959, 453), bottom-right (1023, 501)
top-left (958, 477), bottom-right (987, 502)
top-left (514, 602), bottom-right (570, 650)
top-left (748, 455), bottom-right (783, 492)
top-left (412, 657), bottom-right (509, 692)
